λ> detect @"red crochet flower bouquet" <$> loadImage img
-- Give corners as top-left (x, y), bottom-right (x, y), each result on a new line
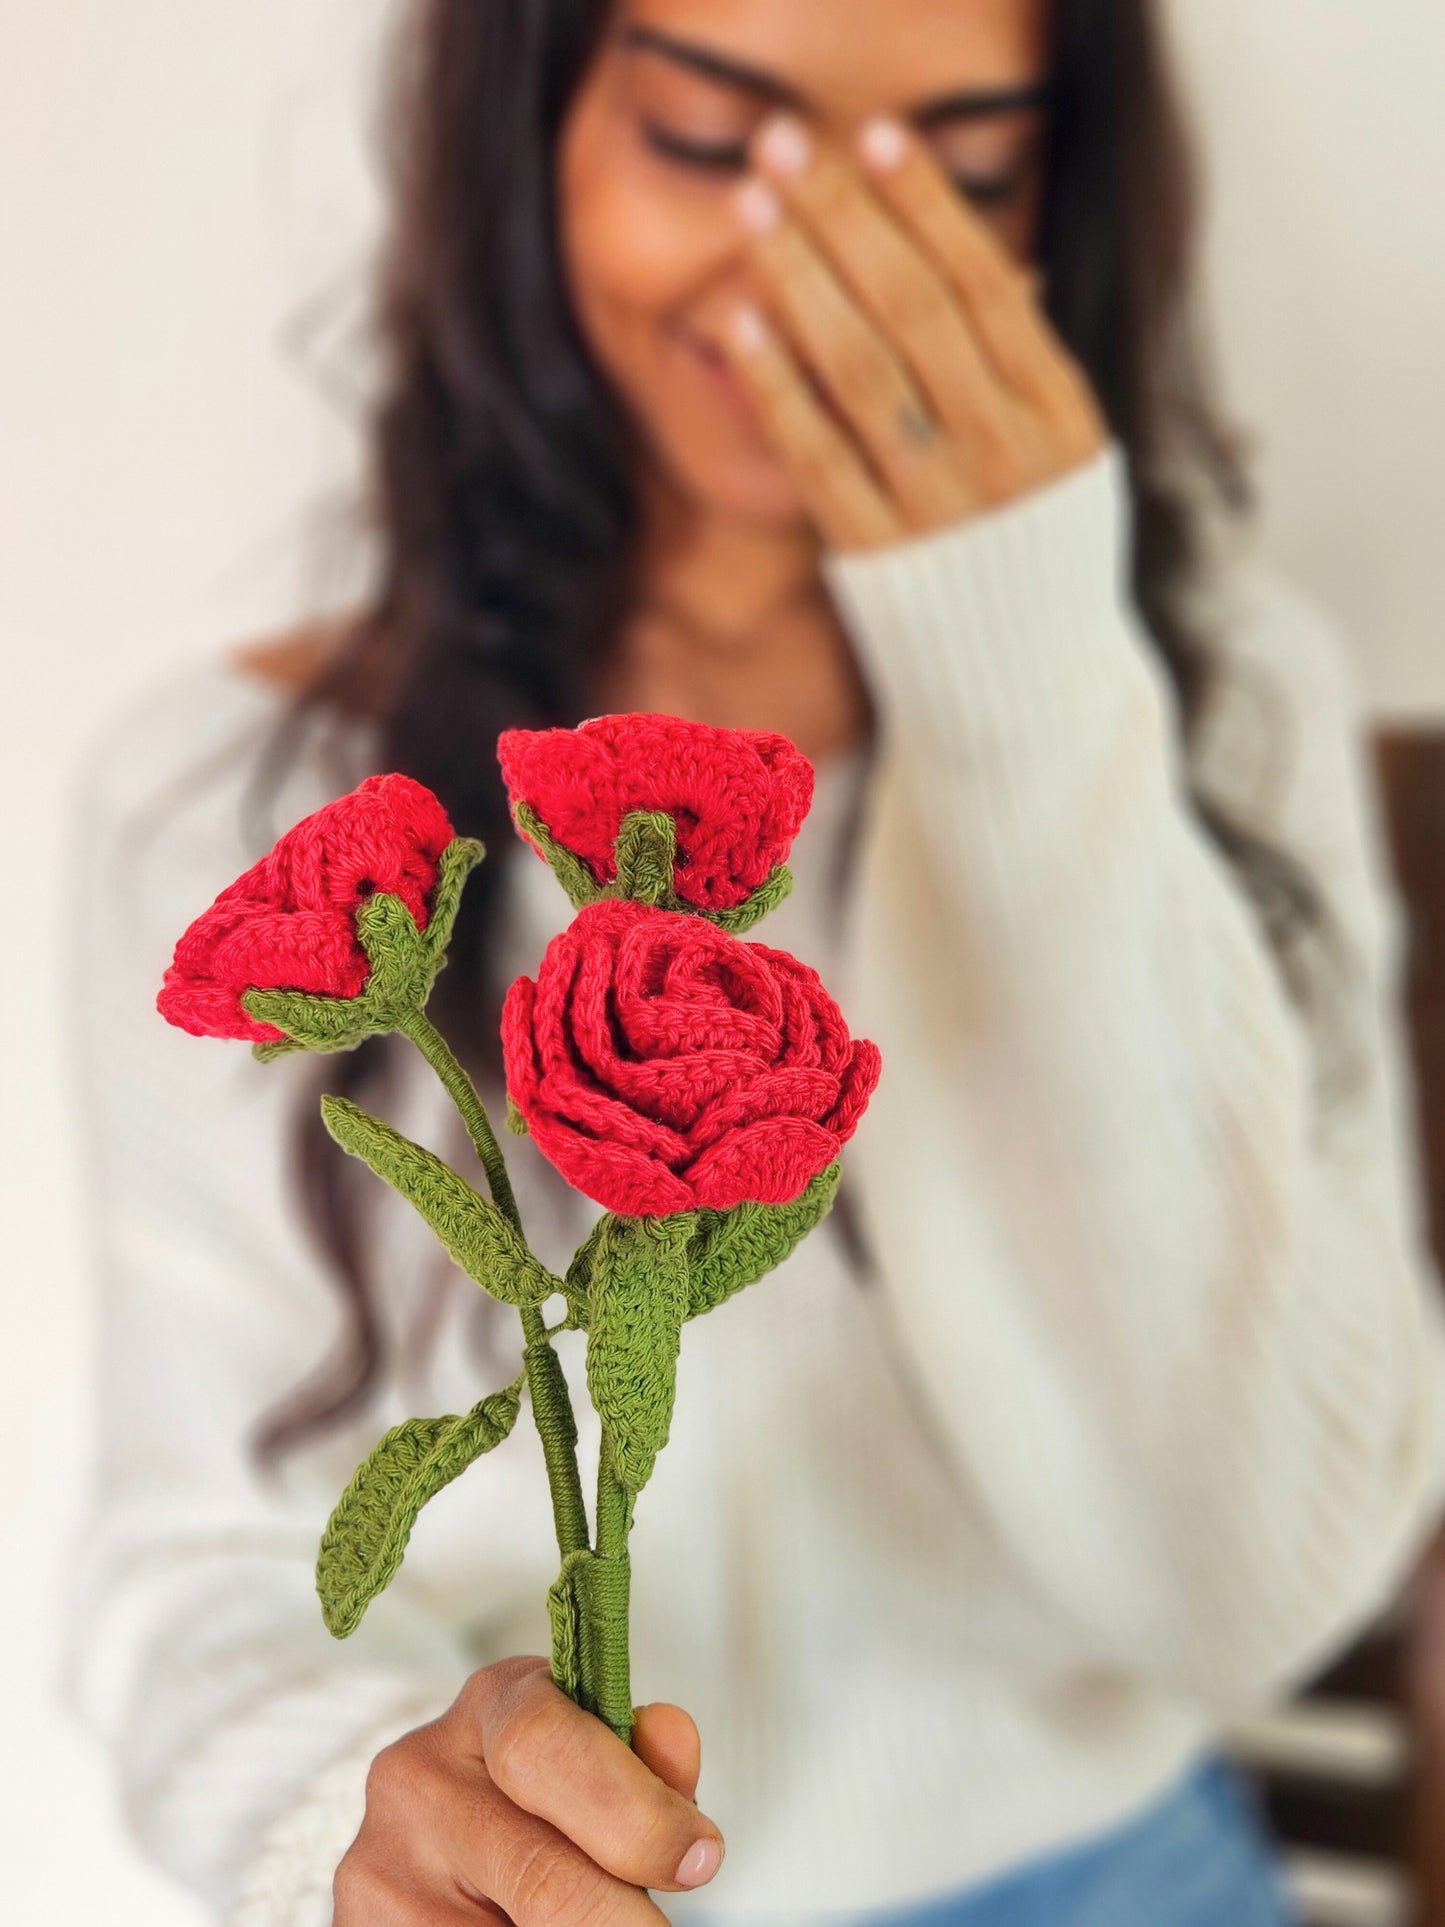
top-left (158, 712), bottom-right (881, 1743)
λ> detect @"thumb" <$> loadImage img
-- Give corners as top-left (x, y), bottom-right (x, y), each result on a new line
top-left (630, 1701), bottom-right (702, 1802)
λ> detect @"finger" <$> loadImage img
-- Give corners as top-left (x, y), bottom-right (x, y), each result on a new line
top-left (630, 1702), bottom-right (701, 1803)
top-left (733, 177), bottom-right (971, 527)
top-left (718, 301), bottom-right (904, 553)
top-left (855, 115), bottom-right (1077, 409)
top-left (473, 1660), bottom-right (727, 1894)
top-left (749, 116), bottom-right (1009, 444)
top-left (470, 1793), bottom-right (672, 1926)
top-left (338, 1848), bottom-right (511, 1927)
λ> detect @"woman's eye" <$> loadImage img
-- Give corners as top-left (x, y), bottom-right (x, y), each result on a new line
top-left (641, 119), bottom-right (1027, 207)
top-left (641, 122), bottom-right (750, 173)
top-left (951, 171), bottom-right (1026, 208)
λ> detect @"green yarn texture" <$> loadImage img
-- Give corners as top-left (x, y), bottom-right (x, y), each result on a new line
top-left (243, 835), bottom-right (484, 1059)
top-left (321, 1095), bottom-right (561, 1308)
top-left (512, 800), bottom-right (794, 934)
top-left (317, 1369), bottom-right (524, 1637)
top-left (686, 1162), bottom-right (842, 1318)
top-left (586, 1212), bottom-right (697, 1496)
top-left (237, 790), bottom-right (860, 1747)
top-left (547, 1547), bottom-right (593, 1705)
top-left (544, 1166), bottom-right (842, 1336)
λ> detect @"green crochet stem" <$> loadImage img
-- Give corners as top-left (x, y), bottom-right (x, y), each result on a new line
top-left (590, 1429), bottom-right (637, 1743)
top-left (394, 1005), bottom-right (591, 1575)
top-left (395, 1006), bottom-right (521, 1232)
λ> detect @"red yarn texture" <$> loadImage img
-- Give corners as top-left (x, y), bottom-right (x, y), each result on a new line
top-left (501, 897), bottom-right (881, 1216)
top-left (157, 773), bottom-right (455, 1044)
top-left (497, 712), bottom-right (814, 911)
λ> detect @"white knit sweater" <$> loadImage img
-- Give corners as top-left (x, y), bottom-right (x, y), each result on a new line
top-left (57, 441), bottom-right (1445, 1923)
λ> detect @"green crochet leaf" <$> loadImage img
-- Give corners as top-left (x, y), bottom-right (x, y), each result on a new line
top-left (686, 1161), bottom-right (842, 1318)
top-left (586, 1211), bottom-right (696, 1495)
top-left (321, 1095), bottom-right (560, 1307)
top-left (317, 1370), bottom-right (524, 1637)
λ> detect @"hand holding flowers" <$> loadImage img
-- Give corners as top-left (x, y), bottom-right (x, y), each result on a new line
top-left (157, 709), bottom-right (881, 1746)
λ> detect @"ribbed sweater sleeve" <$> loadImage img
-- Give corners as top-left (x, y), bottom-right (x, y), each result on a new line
top-left (822, 439), bottom-right (1445, 1712)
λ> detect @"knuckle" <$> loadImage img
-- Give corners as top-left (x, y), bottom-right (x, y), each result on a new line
top-left (509, 1834), bottom-right (599, 1921)
top-left (487, 1689), bottom-right (578, 1805)
top-left (332, 1849), bottom-right (393, 1919)
top-left (365, 1727), bottom-right (456, 1825)
top-left (363, 1739), bottom-right (407, 1808)
top-left (882, 274), bottom-right (956, 347)
top-left (830, 339), bottom-right (893, 406)
top-left (472, 1654), bottom-right (550, 1710)
top-left (453, 1663), bottom-right (498, 1730)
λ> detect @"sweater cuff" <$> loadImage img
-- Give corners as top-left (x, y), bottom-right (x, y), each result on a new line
top-left (820, 439), bottom-right (1160, 763)
top-left (226, 1677), bottom-right (460, 1927)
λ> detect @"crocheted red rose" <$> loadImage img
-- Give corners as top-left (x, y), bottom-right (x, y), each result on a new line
top-left (501, 897), bottom-right (880, 1216)
top-left (497, 712), bottom-right (813, 912)
top-left (157, 773), bottom-right (457, 1044)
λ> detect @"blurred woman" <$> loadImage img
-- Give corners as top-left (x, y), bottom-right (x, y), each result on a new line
top-left (60, 1), bottom-right (1445, 1922)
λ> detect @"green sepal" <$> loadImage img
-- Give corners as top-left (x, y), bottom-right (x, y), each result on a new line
top-left (320, 1095), bottom-right (560, 1307)
top-left (417, 833), bottom-right (486, 965)
top-left (686, 1161), bottom-right (842, 1319)
top-left (243, 835), bottom-right (485, 1061)
top-left (585, 1211), bottom-right (696, 1495)
top-left (512, 801), bottom-right (607, 912)
top-left (510, 798), bottom-right (793, 930)
top-left (613, 810), bottom-right (676, 906)
top-left (504, 1090), bottom-right (530, 1136)
top-left (702, 861), bottom-right (794, 933)
top-left (245, 989), bottom-right (377, 1062)
top-left (317, 1367), bottom-right (524, 1637)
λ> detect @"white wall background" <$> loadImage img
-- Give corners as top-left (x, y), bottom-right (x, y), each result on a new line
top-left (1, 3), bottom-right (1441, 1918)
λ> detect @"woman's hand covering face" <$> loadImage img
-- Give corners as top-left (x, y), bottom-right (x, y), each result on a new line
top-left (719, 112), bottom-right (1110, 552)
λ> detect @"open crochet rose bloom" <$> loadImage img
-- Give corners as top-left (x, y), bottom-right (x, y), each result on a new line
top-left (501, 896), bottom-right (881, 1216)
top-left (157, 773), bottom-right (455, 1044)
top-left (497, 712), bottom-right (814, 911)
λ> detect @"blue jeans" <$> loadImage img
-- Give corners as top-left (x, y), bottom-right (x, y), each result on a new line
top-left (857, 1755), bottom-right (1297, 1926)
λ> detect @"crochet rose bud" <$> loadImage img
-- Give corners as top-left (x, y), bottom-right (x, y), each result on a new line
top-left (501, 897), bottom-right (881, 1217)
top-left (157, 772), bottom-right (462, 1046)
top-left (497, 711), bottom-right (813, 917)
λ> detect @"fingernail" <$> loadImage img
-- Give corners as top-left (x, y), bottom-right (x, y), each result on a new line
top-left (675, 1835), bottom-right (724, 1886)
top-left (756, 114), bottom-right (811, 177)
top-left (729, 302), bottom-right (769, 353)
top-left (733, 176), bottom-right (781, 232)
top-left (857, 116), bottom-right (908, 170)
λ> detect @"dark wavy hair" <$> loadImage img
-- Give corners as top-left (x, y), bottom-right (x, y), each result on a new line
top-left (240, 0), bottom-right (1353, 1473)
